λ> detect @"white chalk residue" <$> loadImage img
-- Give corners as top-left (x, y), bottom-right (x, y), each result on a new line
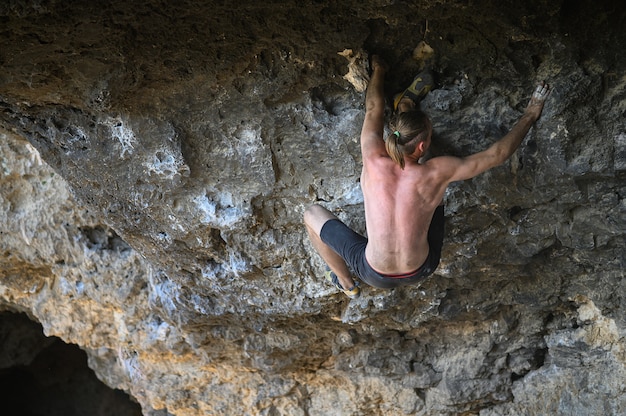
top-left (148, 151), bottom-right (177, 177)
top-left (147, 319), bottom-right (171, 342)
top-left (103, 116), bottom-right (136, 158)
top-left (194, 192), bottom-right (248, 228)
top-left (194, 194), bottom-right (217, 221)
top-left (222, 250), bottom-right (250, 277)
top-left (117, 347), bottom-right (143, 382)
top-left (147, 269), bottom-right (181, 318)
top-left (340, 182), bottom-right (364, 205)
top-left (202, 249), bottom-right (250, 281)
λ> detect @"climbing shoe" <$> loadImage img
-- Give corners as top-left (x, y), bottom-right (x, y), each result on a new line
top-left (324, 268), bottom-right (360, 299)
top-left (393, 69), bottom-right (434, 111)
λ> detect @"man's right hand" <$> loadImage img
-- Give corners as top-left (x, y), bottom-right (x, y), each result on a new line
top-left (525, 82), bottom-right (550, 121)
top-left (370, 55), bottom-right (388, 74)
top-left (433, 80), bottom-right (552, 184)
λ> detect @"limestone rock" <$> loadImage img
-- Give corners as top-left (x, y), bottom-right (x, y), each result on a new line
top-left (1, 0), bottom-right (625, 415)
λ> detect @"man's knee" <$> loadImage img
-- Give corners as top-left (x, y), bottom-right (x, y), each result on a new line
top-left (303, 204), bottom-right (321, 225)
top-left (304, 204), bottom-right (335, 232)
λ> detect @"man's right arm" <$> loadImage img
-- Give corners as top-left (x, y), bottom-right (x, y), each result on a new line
top-left (436, 82), bottom-right (550, 183)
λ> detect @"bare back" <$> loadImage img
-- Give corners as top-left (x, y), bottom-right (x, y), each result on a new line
top-left (358, 58), bottom-right (449, 275)
top-left (358, 57), bottom-right (549, 276)
top-left (361, 155), bottom-right (447, 274)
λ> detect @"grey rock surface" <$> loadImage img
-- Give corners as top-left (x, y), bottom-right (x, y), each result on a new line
top-left (1, 0), bottom-right (625, 414)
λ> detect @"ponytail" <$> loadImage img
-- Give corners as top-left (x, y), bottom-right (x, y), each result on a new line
top-left (385, 110), bottom-right (432, 169)
top-left (385, 131), bottom-right (406, 169)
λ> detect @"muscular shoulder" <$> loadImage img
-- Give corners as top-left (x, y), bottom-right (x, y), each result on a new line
top-left (361, 132), bottom-right (388, 162)
top-left (422, 156), bottom-right (463, 185)
top-left (426, 150), bottom-right (500, 183)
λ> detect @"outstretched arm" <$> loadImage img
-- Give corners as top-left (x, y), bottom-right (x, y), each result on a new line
top-left (361, 55), bottom-right (388, 160)
top-left (438, 82), bottom-right (551, 182)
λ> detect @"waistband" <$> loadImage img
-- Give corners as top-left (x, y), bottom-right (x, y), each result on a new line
top-left (365, 257), bottom-right (424, 279)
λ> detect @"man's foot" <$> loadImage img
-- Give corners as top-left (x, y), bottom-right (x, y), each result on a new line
top-left (324, 268), bottom-right (360, 299)
top-left (393, 69), bottom-right (434, 111)
top-left (395, 96), bottom-right (416, 113)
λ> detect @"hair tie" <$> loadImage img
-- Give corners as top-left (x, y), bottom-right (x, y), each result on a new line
top-left (393, 131), bottom-right (400, 138)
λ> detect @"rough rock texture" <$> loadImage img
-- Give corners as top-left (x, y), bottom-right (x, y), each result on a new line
top-left (1, 0), bottom-right (625, 415)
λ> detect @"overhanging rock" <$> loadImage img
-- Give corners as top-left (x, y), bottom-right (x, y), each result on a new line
top-left (1, 1), bottom-right (625, 414)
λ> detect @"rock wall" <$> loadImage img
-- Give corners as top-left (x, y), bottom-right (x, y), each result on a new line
top-left (1, 0), bottom-right (625, 414)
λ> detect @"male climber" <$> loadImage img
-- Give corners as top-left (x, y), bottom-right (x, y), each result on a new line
top-left (304, 55), bottom-right (550, 298)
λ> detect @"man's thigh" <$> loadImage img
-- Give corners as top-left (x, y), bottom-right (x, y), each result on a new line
top-left (320, 219), bottom-right (368, 269)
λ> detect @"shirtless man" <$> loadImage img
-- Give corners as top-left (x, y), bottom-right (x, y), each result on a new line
top-left (304, 55), bottom-right (550, 298)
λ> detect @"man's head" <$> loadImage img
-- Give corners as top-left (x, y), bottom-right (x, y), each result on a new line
top-left (385, 109), bottom-right (432, 169)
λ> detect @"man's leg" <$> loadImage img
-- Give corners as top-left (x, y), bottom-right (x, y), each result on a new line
top-left (303, 204), bottom-right (357, 291)
top-left (393, 69), bottom-right (433, 111)
top-left (396, 96), bottom-right (416, 114)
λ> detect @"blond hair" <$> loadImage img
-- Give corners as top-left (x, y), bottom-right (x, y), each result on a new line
top-left (385, 110), bottom-right (432, 169)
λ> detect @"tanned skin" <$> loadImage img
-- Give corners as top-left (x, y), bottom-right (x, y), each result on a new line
top-left (305, 55), bottom-right (550, 291)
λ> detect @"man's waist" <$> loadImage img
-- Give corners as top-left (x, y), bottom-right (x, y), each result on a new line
top-left (364, 253), bottom-right (428, 279)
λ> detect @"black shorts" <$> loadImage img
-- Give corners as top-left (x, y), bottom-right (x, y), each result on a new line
top-left (319, 205), bottom-right (444, 289)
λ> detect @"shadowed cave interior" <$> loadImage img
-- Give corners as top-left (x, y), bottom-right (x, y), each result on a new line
top-left (0, 312), bottom-right (141, 416)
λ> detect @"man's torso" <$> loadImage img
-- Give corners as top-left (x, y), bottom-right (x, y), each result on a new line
top-left (361, 156), bottom-right (448, 274)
